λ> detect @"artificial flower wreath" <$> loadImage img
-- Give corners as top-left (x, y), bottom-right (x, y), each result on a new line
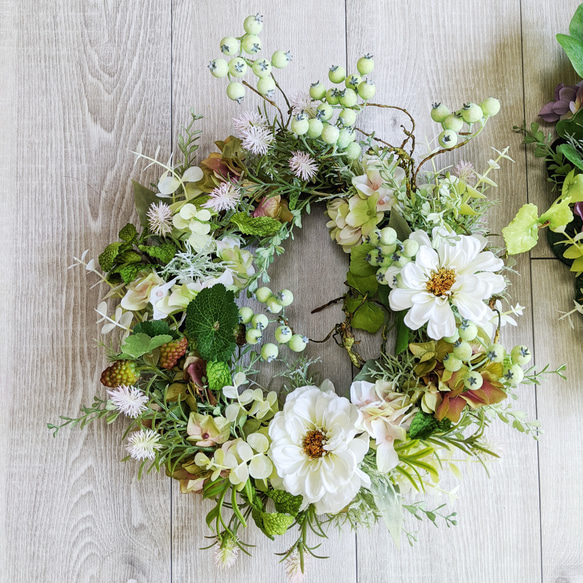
top-left (50, 12), bottom-right (562, 579)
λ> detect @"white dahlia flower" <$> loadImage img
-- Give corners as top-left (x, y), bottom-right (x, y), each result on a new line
top-left (268, 380), bottom-right (370, 515)
top-left (388, 230), bottom-right (505, 339)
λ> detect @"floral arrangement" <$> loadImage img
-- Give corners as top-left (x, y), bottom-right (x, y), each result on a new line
top-left (49, 13), bottom-right (562, 580)
top-left (505, 3), bottom-right (583, 320)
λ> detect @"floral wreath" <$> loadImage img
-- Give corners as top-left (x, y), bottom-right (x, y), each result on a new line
top-left (49, 13), bottom-right (563, 580)
top-left (506, 2), bottom-right (583, 324)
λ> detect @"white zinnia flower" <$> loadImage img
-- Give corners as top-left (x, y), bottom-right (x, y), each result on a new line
top-left (107, 385), bottom-right (149, 418)
top-left (202, 182), bottom-right (241, 212)
top-left (147, 202), bottom-right (173, 236)
top-left (268, 380), bottom-right (370, 515)
top-left (389, 230), bottom-right (505, 339)
top-left (289, 151), bottom-right (318, 181)
top-left (126, 429), bottom-right (162, 461)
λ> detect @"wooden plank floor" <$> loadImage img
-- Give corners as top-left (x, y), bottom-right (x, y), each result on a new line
top-left (2, 1), bottom-right (582, 581)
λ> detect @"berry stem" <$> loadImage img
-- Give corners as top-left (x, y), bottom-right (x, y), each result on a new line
top-left (241, 80), bottom-right (285, 124)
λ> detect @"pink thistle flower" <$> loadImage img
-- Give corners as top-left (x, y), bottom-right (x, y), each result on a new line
top-left (202, 182), bottom-right (241, 212)
top-left (452, 160), bottom-right (477, 186)
top-left (147, 202), bottom-right (173, 236)
top-left (232, 111), bottom-right (268, 135)
top-left (107, 385), bottom-right (148, 418)
top-left (240, 125), bottom-right (274, 155)
top-left (289, 151), bottom-right (318, 181)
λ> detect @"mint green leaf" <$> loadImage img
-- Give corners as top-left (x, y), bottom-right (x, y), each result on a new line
top-left (117, 250), bottom-right (143, 264)
top-left (570, 4), bottom-right (583, 44)
top-left (133, 181), bottom-right (160, 230)
top-left (206, 360), bottom-right (232, 392)
top-left (99, 242), bottom-right (123, 272)
top-left (370, 479), bottom-right (402, 549)
top-left (261, 512), bottom-right (295, 536)
top-left (266, 489), bottom-right (303, 516)
top-left (502, 203), bottom-right (540, 255)
top-left (557, 33), bottom-right (583, 78)
top-left (347, 269), bottom-right (378, 295)
top-left (139, 243), bottom-right (177, 264)
top-left (388, 209), bottom-right (412, 241)
top-left (557, 143), bottom-right (583, 171)
top-left (346, 297), bottom-right (384, 333)
top-left (349, 243), bottom-right (377, 277)
top-left (185, 284), bottom-right (239, 362)
top-left (230, 212), bottom-right (283, 237)
top-left (409, 410), bottom-right (439, 439)
top-left (119, 223), bottom-right (138, 243)
top-left (114, 263), bottom-right (147, 284)
top-left (561, 170), bottom-right (583, 203)
top-left (120, 333), bottom-right (173, 359)
top-left (540, 200), bottom-right (574, 232)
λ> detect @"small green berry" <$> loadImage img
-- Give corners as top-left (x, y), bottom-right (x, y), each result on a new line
top-left (511, 345), bottom-right (532, 366)
top-left (453, 340), bottom-right (473, 362)
top-left (307, 118), bottom-right (324, 138)
top-left (291, 114), bottom-right (309, 136)
top-left (403, 239), bottom-right (419, 258)
top-left (243, 13), bottom-right (263, 35)
top-left (339, 108), bottom-right (357, 127)
top-left (228, 57), bottom-right (248, 78)
top-left (257, 76), bottom-right (276, 98)
top-left (443, 353), bottom-right (463, 372)
top-left (444, 330), bottom-right (460, 343)
top-left (438, 129), bottom-right (458, 149)
top-left (431, 102), bottom-right (450, 123)
top-left (325, 88), bottom-right (340, 105)
top-left (458, 320), bottom-right (478, 342)
top-left (442, 113), bottom-right (464, 132)
top-left (266, 297), bottom-right (283, 314)
top-left (226, 82), bottom-right (245, 103)
top-left (356, 54), bottom-right (374, 75)
top-left (220, 37), bottom-right (240, 57)
top-left (339, 88), bottom-right (358, 107)
top-left (275, 325), bottom-right (292, 344)
top-left (344, 141), bottom-right (361, 160)
top-left (252, 314), bottom-right (269, 330)
top-left (241, 34), bottom-right (262, 55)
top-left (461, 102), bottom-right (484, 124)
top-left (309, 81), bottom-right (326, 100)
top-left (261, 343), bottom-right (279, 362)
top-left (255, 287), bottom-right (273, 303)
top-left (271, 50), bottom-right (292, 69)
top-left (366, 229), bottom-right (381, 245)
top-left (366, 248), bottom-right (380, 266)
top-left (328, 65), bottom-right (346, 84)
top-left (380, 227), bottom-right (398, 246)
top-left (277, 289), bottom-right (294, 306)
top-left (245, 328), bottom-right (262, 345)
top-left (486, 343), bottom-right (505, 363)
top-left (321, 124), bottom-right (340, 145)
top-left (480, 97), bottom-right (501, 117)
top-left (357, 79), bottom-right (376, 100)
top-left (345, 74), bottom-right (362, 89)
top-left (503, 364), bottom-right (524, 386)
top-left (464, 371), bottom-right (483, 390)
top-left (288, 334), bottom-right (308, 352)
top-left (316, 102), bottom-right (334, 121)
top-left (208, 58), bottom-right (229, 78)
top-left (337, 128), bottom-right (353, 149)
top-left (238, 306), bottom-right (254, 324)
top-left (252, 58), bottom-right (272, 77)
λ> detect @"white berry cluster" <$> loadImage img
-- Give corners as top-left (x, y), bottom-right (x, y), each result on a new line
top-left (431, 97), bottom-right (501, 149)
top-left (208, 13), bottom-right (292, 104)
top-left (238, 286), bottom-right (308, 363)
top-left (289, 54), bottom-right (376, 159)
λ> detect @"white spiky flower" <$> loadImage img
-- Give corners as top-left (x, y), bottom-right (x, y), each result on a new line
top-left (147, 202), bottom-right (173, 236)
top-left (285, 549), bottom-right (307, 583)
top-left (202, 182), bottom-right (242, 212)
top-left (107, 385), bottom-right (149, 418)
top-left (126, 429), bottom-right (162, 461)
top-left (290, 91), bottom-right (318, 118)
top-left (232, 111), bottom-right (268, 134)
top-left (289, 151), bottom-right (318, 181)
top-left (213, 535), bottom-right (239, 569)
top-left (452, 160), bottom-right (477, 186)
top-left (240, 125), bottom-right (274, 155)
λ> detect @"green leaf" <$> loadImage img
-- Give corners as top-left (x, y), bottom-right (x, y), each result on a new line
top-left (557, 33), bottom-right (583, 78)
top-left (352, 359), bottom-right (377, 383)
top-left (266, 489), bottom-right (303, 516)
top-left (388, 209), bottom-right (412, 241)
top-left (133, 181), bottom-right (160, 230)
top-left (346, 297), bottom-right (384, 333)
top-left (502, 203), bottom-right (540, 255)
top-left (117, 250), bottom-right (143, 264)
top-left (346, 269), bottom-right (378, 295)
top-left (185, 284), bottom-right (239, 362)
top-left (349, 243), bottom-right (377, 277)
top-left (557, 143), bottom-right (583, 171)
top-left (206, 360), bottom-right (232, 392)
top-left (395, 311), bottom-right (409, 355)
top-left (98, 242), bottom-right (123, 272)
top-left (540, 200), bottom-right (574, 232)
top-left (230, 212), bottom-right (283, 237)
top-left (561, 169), bottom-right (583, 203)
top-left (409, 411), bottom-right (439, 440)
top-left (119, 223), bottom-right (138, 242)
top-left (261, 512), bottom-right (295, 536)
top-left (133, 320), bottom-right (179, 339)
top-left (570, 4), bottom-right (583, 44)
top-left (370, 478), bottom-right (402, 549)
top-left (120, 333), bottom-right (173, 359)
top-left (139, 243), bottom-right (177, 264)
top-left (115, 262), bottom-right (146, 284)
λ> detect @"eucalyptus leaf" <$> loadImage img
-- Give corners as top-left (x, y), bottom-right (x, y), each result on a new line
top-left (133, 180), bottom-right (160, 230)
top-left (556, 33), bottom-right (583, 78)
top-left (569, 4), bottom-right (583, 45)
top-left (557, 143), bottom-right (583, 171)
top-left (370, 479), bottom-right (402, 549)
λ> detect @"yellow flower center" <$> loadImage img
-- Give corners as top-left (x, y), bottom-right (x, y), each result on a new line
top-left (426, 267), bottom-right (456, 297)
top-left (303, 430), bottom-right (327, 459)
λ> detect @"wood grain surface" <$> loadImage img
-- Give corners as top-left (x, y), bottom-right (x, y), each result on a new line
top-left (2, 1), bottom-right (581, 582)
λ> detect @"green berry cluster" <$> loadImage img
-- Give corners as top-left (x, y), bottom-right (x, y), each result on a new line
top-left (364, 226), bottom-right (416, 286)
top-left (290, 54), bottom-right (377, 159)
top-left (431, 97), bottom-right (501, 149)
top-left (208, 14), bottom-right (291, 104)
top-left (238, 287), bottom-right (308, 363)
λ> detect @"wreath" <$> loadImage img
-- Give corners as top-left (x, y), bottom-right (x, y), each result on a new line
top-left (49, 12), bottom-right (562, 579)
